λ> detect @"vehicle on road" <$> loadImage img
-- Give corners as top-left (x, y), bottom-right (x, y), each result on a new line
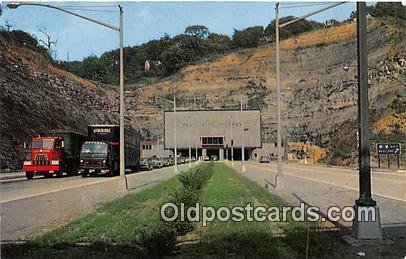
top-left (80, 125), bottom-right (140, 177)
top-left (259, 155), bottom-right (271, 163)
top-left (150, 157), bottom-right (163, 168)
top-left (140, 158), bottom-right (153, 171)
top-left (211, 155), bottom-right (219, 161)
top-left (162, 157), bottom-right (172, 167)
top-left (23, 130), bottom-right (86, 179)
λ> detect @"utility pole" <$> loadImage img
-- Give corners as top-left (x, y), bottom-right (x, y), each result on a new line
top-left (188, 114), bottom-right (192, 167)
top-left (119, 5), bottom-right (125, 178)
top-left (7, 2), bottom-right (127, 189)
top-left (195, 133), bottom-right (198, 164)
top-left (352, 2), bottom-right (381, 240)
top-left (274, 1), bottom-right (345, 189)
top-left (231, 114), bottom-right (234, 166)
top-left (241, 98), bottom-right (246, 172)
top-left (275, 2), bottom-right (283, 188)
top-left (174, 94), bottom-right (178, 172)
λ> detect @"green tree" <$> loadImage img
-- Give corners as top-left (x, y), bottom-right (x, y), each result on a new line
top-left (264, 16), bottom-right (323, 41)
top-left (368, 2), bottom-right (405, 19)
top-left (232, 26), bottom-right (264, 48)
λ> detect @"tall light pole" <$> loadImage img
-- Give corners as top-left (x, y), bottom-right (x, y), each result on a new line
top-left (188, 114), bottom-right (192, 167)
top-left (241, 98), bottom-right (246, 172)
top-left (231, 114), bottom-right (234, 166)
top-left (353, 2), bottom-right (380, 240)
top-left (275, 2), bottom-right (283, 188)
top-left (155, 94), bottom-right (177, 172)
top-left (7, 2), bottom-right (126, 179)
top-left (274, 1), bottom-right (345, 189)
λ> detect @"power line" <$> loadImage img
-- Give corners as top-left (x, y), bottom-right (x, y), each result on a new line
top-left (280, 3), bottom-right (333, 9)
top-left (63, 7), bottom-right (119, 13)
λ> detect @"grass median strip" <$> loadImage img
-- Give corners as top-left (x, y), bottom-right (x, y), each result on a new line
top-left (3, 162), bottom-right (349, 257)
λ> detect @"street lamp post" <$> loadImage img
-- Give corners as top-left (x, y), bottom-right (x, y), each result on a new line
top-left (241, 98), bottom-right (246, 172)
top-left (352, 2), bottom-right (381, 240)
top-left (8, 2), bottom-right (126, 179)
top-left (188, 114), bottom-right (192, 167)
top-left (231, 115), bottom-right (234, 166)
top-left (274, 1), bottom-right (345, 189)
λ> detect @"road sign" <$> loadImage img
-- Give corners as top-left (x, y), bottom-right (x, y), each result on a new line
top-left (377, 143), bottom-right (401, 168)
top-left (377, 143), bottom-right (401, 155)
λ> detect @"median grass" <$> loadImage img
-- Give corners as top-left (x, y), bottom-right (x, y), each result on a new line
top-left (3, 162), bottom-right (351, 258)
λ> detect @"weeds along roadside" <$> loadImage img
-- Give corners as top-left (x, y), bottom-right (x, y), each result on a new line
top-left (136, 163), bottom-right (214, 256)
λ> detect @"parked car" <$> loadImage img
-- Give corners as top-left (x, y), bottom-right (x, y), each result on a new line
top-left (204, 156), bottom-right (210, 161)
top-left (140, 158), bottom-right (153, 171)
top-left (259, 155), bottom-right (271, 163)
top-left (211, 155), bottom-right (218, 161)
top-left (151, 157), bottom-right (163, 168)
top-left (179, 156), bottom-right (186, 164)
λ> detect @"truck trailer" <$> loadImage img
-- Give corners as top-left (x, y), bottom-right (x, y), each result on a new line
top-left (23, 130), bottom-right (86, 179)
top-left (80, 125), bottom-right (141, 177)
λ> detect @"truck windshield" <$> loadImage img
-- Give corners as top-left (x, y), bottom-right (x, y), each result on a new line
top-left (32, 139), bottom-right (54, 149)
top-left (81, 142), bottom-right (108, 154)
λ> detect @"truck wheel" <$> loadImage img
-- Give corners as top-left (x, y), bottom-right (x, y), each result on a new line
top-left (26, 172), bottom-right (34, 180)
top-left (56, 171), bottom-right (63, 178)
top-left (82, 170), bottom-right (89, 177)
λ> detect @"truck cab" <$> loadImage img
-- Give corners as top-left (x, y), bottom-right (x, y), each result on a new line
top-left (22, 131), bottom-right (85, 180)
top-left (80, 141), bottom-right (118, 176)
top-left (23, 137), bottom-right (64, 179)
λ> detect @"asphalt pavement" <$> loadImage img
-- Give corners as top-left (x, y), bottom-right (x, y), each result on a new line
top-left (0, 163), bottom-right (193, 242)
top-left (230, 161), bottom-right (406, 237)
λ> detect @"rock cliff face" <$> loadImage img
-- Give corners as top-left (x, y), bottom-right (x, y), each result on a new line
top-left (129, 19), bottom-right (405, 148)
top-left (0, 34), bottom-right (119, 169)
top-left (1, 18), bottom-right (404, 169)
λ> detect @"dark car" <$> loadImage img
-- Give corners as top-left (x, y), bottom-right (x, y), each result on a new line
top-left (259, 155), bottom-right (271, 163)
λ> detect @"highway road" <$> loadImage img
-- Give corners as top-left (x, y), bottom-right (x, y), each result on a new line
top-left (232, 161), bottom-right (406, 236)
top-left (0, 164), bottom-right (192, 241)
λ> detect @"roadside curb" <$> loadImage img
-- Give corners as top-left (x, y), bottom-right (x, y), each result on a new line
top-left (0, 174), bottom-right (25, 181)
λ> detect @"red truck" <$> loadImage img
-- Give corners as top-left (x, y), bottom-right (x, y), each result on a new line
top-left (23, 130), bottom-right (86, 179)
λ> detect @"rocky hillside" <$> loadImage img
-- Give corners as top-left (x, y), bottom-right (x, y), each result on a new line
top-left (126, 18), bottom-right (405, 164)
top-left (0, 33), bottom-right (120, 169)
top-left (1, 18), bottom-right (404, 169)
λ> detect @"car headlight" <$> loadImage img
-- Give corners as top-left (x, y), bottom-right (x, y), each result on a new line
top-left (102, 160), bottom-right (106, 164)
top-left (51, 160), bottom-right (59, 165)
top-left (23, 161), bottom-right (32, 165)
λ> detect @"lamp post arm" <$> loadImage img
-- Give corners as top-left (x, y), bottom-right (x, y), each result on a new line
top-left (155, 95), bottom-right (175, 104)
top-left (279, 2), bottom-right (346, 28)
top-left (8, 2), bottom-right (120, 31)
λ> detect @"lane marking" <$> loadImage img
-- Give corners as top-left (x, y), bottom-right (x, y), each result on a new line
top-left (1, 165), bottom-right (189, 204)
top-left (249, 163), bottom-right (406, 183)
top-left (247, 164), bottom-right (406, 203)
top-left (0, 178), bottom-right (116, 204)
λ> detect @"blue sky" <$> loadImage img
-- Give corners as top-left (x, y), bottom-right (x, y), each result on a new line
top-left (1, 2), bottom-right (359, 61)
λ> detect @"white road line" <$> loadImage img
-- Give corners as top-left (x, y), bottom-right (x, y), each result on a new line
top-left (281, 165), bottom-right (405, 184)
top-left (0, 178), bottom-right (115, 204)
top-left (247, 164), bottom-right (406, 202)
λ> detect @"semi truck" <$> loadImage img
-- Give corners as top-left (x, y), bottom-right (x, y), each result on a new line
top-left (23, 130), bottom-right (86, 179)
top-left (80, 125), bottom-right (141, 177)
